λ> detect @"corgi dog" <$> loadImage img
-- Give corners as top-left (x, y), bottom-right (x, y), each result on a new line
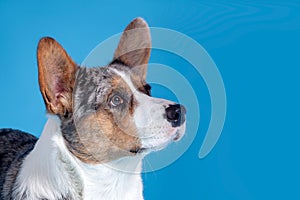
top-left (0, 18), bottom-right (186, 200)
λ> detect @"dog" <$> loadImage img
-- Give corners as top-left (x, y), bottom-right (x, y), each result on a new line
top-left (0, 18), bottom-right (186, 200)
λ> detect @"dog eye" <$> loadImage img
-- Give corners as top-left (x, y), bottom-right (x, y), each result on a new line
top-left (110, 95), bottom-right (124, 107)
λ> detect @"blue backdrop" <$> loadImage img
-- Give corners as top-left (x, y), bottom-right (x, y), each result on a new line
top-left (1, 1), bottom-right (299, 199)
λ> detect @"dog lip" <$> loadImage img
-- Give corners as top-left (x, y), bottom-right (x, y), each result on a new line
top-left (171, 126), bottom-right (185, 142)
top-left (129, 147), bottom-right (147, 154)
top-left (172, 131), bottom-right (180, 141)
top-left (170, 128), bottom-right (180, 141)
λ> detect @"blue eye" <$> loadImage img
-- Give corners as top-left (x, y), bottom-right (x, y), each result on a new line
top-left (110, 95), bottom-right (124, 107)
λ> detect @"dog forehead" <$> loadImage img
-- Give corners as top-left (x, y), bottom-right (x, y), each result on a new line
top-left (75, 66), bottom-right (137, 92)
top-left (110, 68), bottom-right (137, 93)
top-left (75, 67), bottom-right (108, 101)
top-left (109, 63), bottom-right (147, 91)
top-left (73, 66), bottom-right (140, 116)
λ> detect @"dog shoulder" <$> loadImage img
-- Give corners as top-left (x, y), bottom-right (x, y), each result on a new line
top-left (0, 129), bottom-right (38, 199)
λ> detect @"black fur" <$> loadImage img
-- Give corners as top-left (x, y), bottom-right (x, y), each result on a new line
top-left (0, 129), bottom-right (37, 199)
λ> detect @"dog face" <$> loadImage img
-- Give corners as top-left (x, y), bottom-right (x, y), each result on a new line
top-left (37, 18), bottom-right (186, 164)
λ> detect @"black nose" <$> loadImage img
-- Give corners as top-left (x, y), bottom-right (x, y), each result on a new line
top-left (165, 104), bottom-right (186, 127)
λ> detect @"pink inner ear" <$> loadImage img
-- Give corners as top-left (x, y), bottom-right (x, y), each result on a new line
top-left (52, 77), bottom-right (67, 99)
top-left (55, 83), bottom-right (65, 94)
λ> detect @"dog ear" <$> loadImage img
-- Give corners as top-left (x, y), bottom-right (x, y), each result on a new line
top-left (113, 17), bottom-right (151, 81)
top-left (37, 37), bottom-right (77, 116)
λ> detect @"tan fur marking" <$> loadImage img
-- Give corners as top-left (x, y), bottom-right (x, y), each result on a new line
top-left (70, 74), bottom-right (142, 164)
top-left (74, 109), bottom-right (140, 164)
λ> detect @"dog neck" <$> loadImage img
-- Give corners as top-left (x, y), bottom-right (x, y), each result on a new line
top-left (14, 117), bottom-right (144, 200)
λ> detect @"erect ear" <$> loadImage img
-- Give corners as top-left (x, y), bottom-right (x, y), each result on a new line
top-left (113, 17), bottom-right (151, 81)
top-left (37, 37), bottom-right (77, 116)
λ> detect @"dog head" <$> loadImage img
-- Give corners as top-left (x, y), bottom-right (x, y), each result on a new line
top-left (37, 18), bottom-right (186, 164)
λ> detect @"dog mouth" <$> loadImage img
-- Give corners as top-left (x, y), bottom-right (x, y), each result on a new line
top-left (168, 124), bottom-right (186, 142)
top-left (129, 145), bottom-right (165, 154)
top-left (171, 129), bottom-right (183, 141)
top-left (129, 147), bottom-right (148, 154)
top-left (130, 125), bottom-right (186, 154)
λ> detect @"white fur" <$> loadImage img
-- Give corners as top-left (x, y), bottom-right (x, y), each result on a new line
top-left (14, 116), bottom-right (72, 200)
top-left (78, 156), bottom-right (144, 200)
top-left (15, 117), bottom-right (144, 200)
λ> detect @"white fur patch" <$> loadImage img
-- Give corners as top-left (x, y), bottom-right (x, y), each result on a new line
top-left (78, 157), bottom-right (144, 200)
top-left (14, 116), bottom-right (72, 200)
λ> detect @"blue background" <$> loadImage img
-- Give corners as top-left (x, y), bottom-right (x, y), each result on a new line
top-left (1, 1), bottom-right (299, 199)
